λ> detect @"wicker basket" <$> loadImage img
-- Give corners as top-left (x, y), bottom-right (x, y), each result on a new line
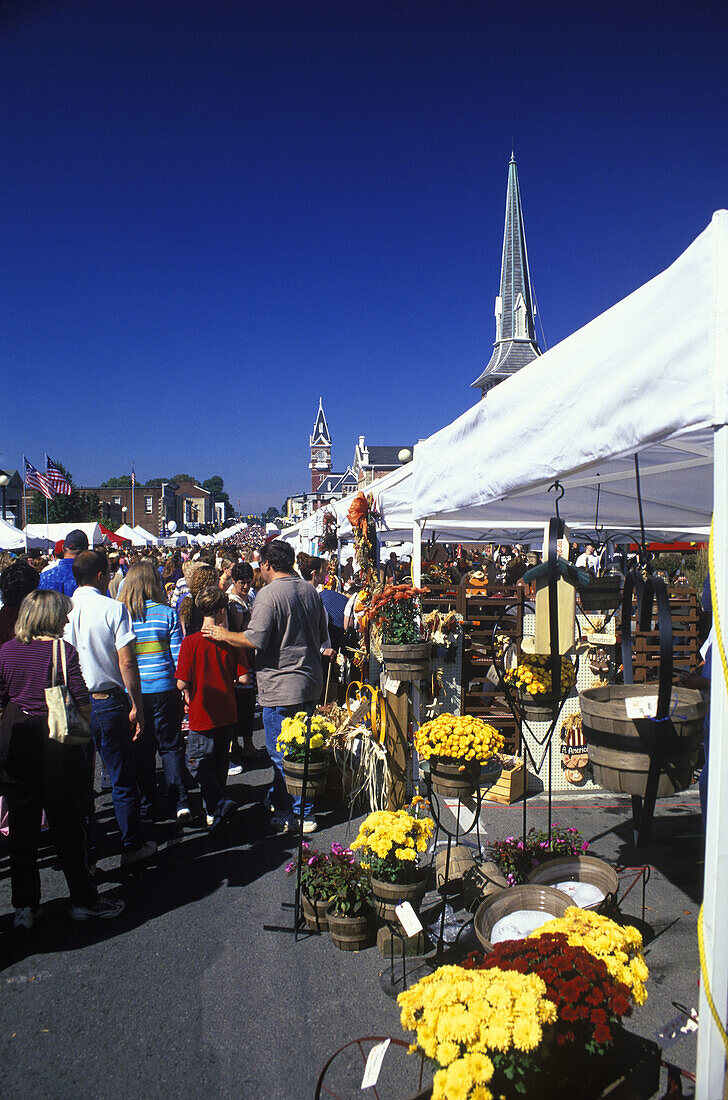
top-left (473, 884), bottom-right (571, 952)
top-left (527, 855), bottom-right (619, 913)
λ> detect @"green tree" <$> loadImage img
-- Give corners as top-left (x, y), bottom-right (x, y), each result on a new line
top-left (101, 475), bottom-right (132, 488)
top-left (203, 475), bottom-right (229, 506)
top-left (263, 506), bottom-right (281, 523)
top-left (171, 473), bottom-right (197, 485)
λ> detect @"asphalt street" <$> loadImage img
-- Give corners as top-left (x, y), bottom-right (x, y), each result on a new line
top-left (1, 754), bottom-right (703, 1099)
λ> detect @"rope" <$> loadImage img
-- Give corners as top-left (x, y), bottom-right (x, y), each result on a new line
top-left (698, 518), bottom-right (728, 1060)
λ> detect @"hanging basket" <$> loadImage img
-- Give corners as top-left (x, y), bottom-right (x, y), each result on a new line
top-left (579, 684), bottom-right (705, 798)
top-left (380, 641), bottom-right (432, 682)
top-left (429, 756), bottom-right (481, 798)
top-left (282, 754), bottom-right (330, 799)
top-left (520, 691), bottom-right (560, 722)
top-left (370, 869), bottom-right (428, 922)
top-left (578, 575), bottom-right (623, 613)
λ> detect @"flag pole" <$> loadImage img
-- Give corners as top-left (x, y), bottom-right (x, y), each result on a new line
top-left (45, 495), bottom-right (49, 545)
top-left (22, 456), bottom-right (27, 552)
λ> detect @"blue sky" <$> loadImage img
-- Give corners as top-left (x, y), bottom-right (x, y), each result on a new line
top-left (2, 1), bottom-right (727, 513)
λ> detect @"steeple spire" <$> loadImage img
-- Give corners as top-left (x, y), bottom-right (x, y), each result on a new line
top-left (309, 398), bottom-right (332, 492)
top-left (471, 155), bottom-right (541, 394)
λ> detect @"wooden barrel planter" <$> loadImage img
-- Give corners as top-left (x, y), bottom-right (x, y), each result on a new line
top-left (327, 907), bottom-right (376, 951)
top-left (578, 575), bottom-right (622, 612)
top-left (434, 843), bottom-right (476, 890)
top-left (301, 893), bottom-right (331, 932)
top-left (429, 756), bottom-right (480, 798)
top-left (579, 684), bottom-right (706, 798)
top-left (282, 754), bottom-right (330, 799)
top-left (527, 855), bottom-right (619, 913)
top-left (380, 641), bottom-right (432, 682)
top-left (370, 869), bottom-right (428, 921)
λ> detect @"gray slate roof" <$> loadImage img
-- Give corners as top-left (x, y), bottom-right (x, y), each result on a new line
top-left (310, 397), bottom-right (331, 445)
top-left (472, 155), bottom-right (541, 392)
top-left (363, 446), bottom-right (410, 467)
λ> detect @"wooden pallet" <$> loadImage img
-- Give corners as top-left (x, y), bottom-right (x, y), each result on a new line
top-left (628, 586), bottom-right (701, 682)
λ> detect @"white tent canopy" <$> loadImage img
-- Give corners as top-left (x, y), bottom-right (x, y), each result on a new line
top-left (413, 210), bottom-right (728, 1097)
top-left (24, 521), bottom-right (104, 546)
top-left (0, 519), bottom-right (51, 550)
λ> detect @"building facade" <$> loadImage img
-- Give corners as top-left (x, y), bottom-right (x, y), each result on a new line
top-left (92, 482), bottom-right (179, 537)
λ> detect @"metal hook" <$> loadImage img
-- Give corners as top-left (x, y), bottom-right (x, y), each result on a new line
top-left (548, 480), bottom-right (565, 520)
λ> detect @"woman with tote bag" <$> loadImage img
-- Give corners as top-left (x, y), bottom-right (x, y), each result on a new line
top-left (0, 590), bottom-right (124, 929)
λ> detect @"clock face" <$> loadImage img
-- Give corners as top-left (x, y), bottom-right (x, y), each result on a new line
top-left (314, 449), bottom-right (328, 462)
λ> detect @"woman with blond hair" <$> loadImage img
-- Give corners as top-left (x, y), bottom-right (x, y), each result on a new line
top-left (119, 561), bottom-right (188, 822)
top-left (0, 590), bottom-right (124, 927)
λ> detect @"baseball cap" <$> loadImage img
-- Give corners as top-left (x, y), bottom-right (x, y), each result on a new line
top-left (54, 539), bottom-right (65, 555)
top-left (64, 529), bottom-right (89, 552)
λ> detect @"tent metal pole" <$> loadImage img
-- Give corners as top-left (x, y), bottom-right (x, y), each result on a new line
top-left (411, 519), bottom-right (423, 795)
top-left (696, 425), bottom-right (728, 1099)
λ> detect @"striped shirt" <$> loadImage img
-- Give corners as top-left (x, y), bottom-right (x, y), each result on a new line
top-left (131, 601), bottom-right (183, 694)
top-left (0, 637), bottom-right (90, 716)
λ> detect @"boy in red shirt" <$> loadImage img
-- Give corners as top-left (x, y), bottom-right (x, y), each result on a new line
top-left (176, 586), bottom-right (247, 828)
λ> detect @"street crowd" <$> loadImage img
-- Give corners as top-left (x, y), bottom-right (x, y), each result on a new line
top-left (0, 531), bottom-right (363, 932)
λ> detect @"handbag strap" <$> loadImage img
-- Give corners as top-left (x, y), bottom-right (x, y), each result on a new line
top-left (50, 638), bottom-right (69, 689)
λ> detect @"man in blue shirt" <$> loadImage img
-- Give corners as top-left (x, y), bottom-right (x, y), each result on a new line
top-left (37, 529), bottom-right (89, 596)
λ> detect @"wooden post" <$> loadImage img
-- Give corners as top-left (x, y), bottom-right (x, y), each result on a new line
top-left (384, 682), bottom-right (410, 809)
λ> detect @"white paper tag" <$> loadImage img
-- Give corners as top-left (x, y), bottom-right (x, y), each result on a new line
top-left (361, 1039), bottom-right (390, 1089)
top-left (682, 1011), bottom-right (699, 1034)
top-left (586, 632), bottom-right (614, 646)
top-left (395, 901), bottom-right (423, 938)
top-left (485, 663), bottom-right (501, 686)
top-left (381, 675), bottom-right (399, 694)
top-left (625, 695), bottom-right (658, 719)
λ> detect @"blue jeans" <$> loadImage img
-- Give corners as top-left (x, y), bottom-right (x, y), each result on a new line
top-left (186, 725), bottom-right (233, 815)
top-left (90, 694), bottom-right (141, 852)
top-left (137, 690), bottom-right (188, 816)
top-left (263, 702), bottom-right (316, 820)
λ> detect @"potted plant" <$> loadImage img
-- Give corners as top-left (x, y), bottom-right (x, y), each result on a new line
top-left (398, 908), bottom-right (653, 1100)
top-left (326, 858), bottom-right (376, 951)
top-left (368, 583), bottom-right (431, 681)
top-left (489, 824), bottom-right (589, 885)
top-left (414, 712), bottom-right (504, 798)
top-left (350, 798), bottom-right (435, 921)
top-left (504, 653), bottom-right (577, 720)
top-left (276, 711), bottom-right (335, 799)
top-left (285, 841), bottom-right (356, 932)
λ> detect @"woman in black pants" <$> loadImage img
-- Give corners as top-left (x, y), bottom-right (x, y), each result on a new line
top-left (0, 590), bottom-right (124, 928)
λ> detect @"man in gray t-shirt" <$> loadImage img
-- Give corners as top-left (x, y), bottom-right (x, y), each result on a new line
top-left (203, 540), bottom-right (328, 832)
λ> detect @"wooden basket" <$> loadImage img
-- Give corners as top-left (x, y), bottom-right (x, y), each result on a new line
top-left (527, 855), bottom-right (619, 912)
top-left (473, 884), bottom-right (571, 952)
top-left (482, 760), bottom-right (525, 804)
top-left (472, 880), bottom-right (576, 950)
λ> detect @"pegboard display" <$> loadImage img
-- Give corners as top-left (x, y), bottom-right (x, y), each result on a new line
top-left (520, 612), bottom-right (617, 795)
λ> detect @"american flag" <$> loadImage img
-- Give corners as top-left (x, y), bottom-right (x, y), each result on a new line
top-left (24, 456), bottom-right (55, 500)
top-left (46, 455), bottom-right (72, 495)
top-left (131, 465), bottom-right (136, 487)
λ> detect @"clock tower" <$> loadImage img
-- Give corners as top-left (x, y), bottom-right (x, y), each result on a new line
top-left (309, 397), bottom-right (332, 492)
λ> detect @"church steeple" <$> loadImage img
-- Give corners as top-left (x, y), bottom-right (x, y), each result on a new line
top-left (309, 397), bottom-right (332, 491)
top-left (471, 154), bottom-right (541, 394)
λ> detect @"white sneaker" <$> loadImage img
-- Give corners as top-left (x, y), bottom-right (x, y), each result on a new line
top-left (228, 764), bottom-right (243, 777)
top-left (176, 806), bottom-right (192, 822)
top-left (120, 839), bottom-right (157, 866)
top-left (301, 818), bottom-right (318, 834)
top-left (14, 906), bottom-right (41, 930)
top-left (263, 795), bottom-right (276, 814)
top-left (206, 813), bottom-right (215, 827)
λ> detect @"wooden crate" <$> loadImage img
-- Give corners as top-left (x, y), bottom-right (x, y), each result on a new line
top-left (628, 586), bottom-right (701, 682)
top-left (482, 760), bottom-right (526, 804)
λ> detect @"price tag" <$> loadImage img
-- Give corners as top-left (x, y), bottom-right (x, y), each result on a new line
top-left (361, 1039), bottom-right (390, 1089)
top-left (381, 675), bottom-right (399, 694)
top-left (485, 663), bottom-right (500, 686)
top-left (625, 696), bottom-right (658, 719)
top-left (586, 632), bottom-right (614, 646)
top-left (682, 1011), bottom-right (699, 1034)
top-left (395, 901), bottom-right (424, 938)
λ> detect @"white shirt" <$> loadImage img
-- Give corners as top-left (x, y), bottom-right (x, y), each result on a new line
top-left (64, 585), bottom-right (136, 692)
